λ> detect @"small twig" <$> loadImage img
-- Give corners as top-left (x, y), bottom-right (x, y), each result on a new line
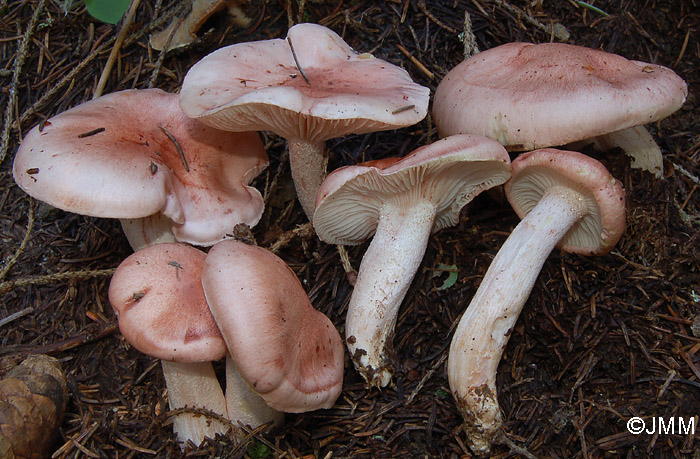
top-left (657, 369), bottom-right (677, 399)
top-left (576, 1), bottom-right (609, 16)
top-left (417, 0), bottom-right (458, 34)
top-left (147, 10), bottom-right (187, 88)
top-left (397, 44), bottom-right (435, 80)
top-left (336, 245), bottom-right (357, 286)
top-left (0, 268), bottom-right (116, 295)
top-left (461, 10), bottom-right (480, 59)
top-left (0, 307), bottom-right (34, 329)
top-left (673, 30), bottom-right (690, 68)
top-left (0, 198), bottom-right (35, 283)
top-left (233, 421), bottom-right (284, 456)
top-left (287, 36), bottom-right (311, 85)
top-left (491, 0), bottom-right (570, 41)
top-left (51, 422), bottom-right (100, 459)
top-left (406, 353), bottom-right (447, 404)
top-left (93, 0), bottom-right (142, 99)
top-left (77, 127), bottom-right (106, 138)
top-left (0, 0), bottom-right (45, 165)
top-left (267, 222), bottom-right (314, 254)
top-left (0, 323), bottom-right (119, 357)
top-left (392, 105), bottom-right (415, 115)
top-left (673, 162), bottom-right (700, 186)
top-left (158, 125), bottom-right (189, 172)
top-left (501, 433), bottom-right (538, 459)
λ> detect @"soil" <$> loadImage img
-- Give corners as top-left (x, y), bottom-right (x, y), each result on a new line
top-left (1, 0), bottom-right (699, 457)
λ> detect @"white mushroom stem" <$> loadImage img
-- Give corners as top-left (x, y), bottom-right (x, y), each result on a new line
top-left (592, 125), bottom-right (663, 178)
top-left (288, 138), bottom-right (328, 219)
top-left (161, 360), bottom-right (228, 447)
top-left (120, 215), bottom-right (177, 252)
top-left (224, 355), bottom-right (284, 431)
top-left (346, 201), bottom-right (436, 388)
top-left (448, 186), bottom-right (588, 454)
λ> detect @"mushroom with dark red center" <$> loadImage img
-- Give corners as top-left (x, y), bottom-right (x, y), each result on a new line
top-left (108, 242), bottom-right (281, 447)
top-left (433, 42), bottom-right (688, 177)
top-left (313, 134), bottom-right (512, 387)
top-left (13, 88), bottom-right (268, 250)
top-left (447, 149), bottom-right (626, 454)
top-left (179, 22), bottom-right (429, 218)
top-left (201, 240), bottom-right (345, 412)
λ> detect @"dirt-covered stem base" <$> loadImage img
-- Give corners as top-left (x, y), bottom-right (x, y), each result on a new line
top-left (448, 186), bottom-right (588, 453)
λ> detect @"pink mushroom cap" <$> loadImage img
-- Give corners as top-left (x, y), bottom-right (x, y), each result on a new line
top-left (201, 240), bottom-right (344, 412)
top-left (179, 22), bottom-right (429, 142)
top-left (108, 243), bottom-right (226, 362)
top-left (433, 42), bottom-right (688, 150)
top-left (13, 88), bottom-right (268, 246)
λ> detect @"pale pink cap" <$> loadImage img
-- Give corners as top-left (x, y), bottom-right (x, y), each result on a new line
top-left (13, 88), bottom-right (269, 246)
top-left (313, 134), bottom-right (511, 245)
top-left (179, 23), bottom-right (429, 143)
top-left (108, 243), bottom-right (226, 362)
top-left (201, 240), bottom-right (344, 412)
top-left (433, 42), bottom-right (688, 150)
top-left (505, 148), bottom-right (626, 255)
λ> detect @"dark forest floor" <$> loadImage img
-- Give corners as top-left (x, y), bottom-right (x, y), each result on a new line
top-left (1, 0), bottom-right (699, 457)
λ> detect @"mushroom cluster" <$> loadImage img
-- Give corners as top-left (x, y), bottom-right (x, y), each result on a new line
top-left (430, 42), bottom-right (684, 454)
top-left (10, 22), bottom-right (432, 450)
top-left (109, 240), bottom-right (344, 447)
top-left (10, 19), bottom-right (688, 457)
top-left (433, 42), bottom-right (688, 178)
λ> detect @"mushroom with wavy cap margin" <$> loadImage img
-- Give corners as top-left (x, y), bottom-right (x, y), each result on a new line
top-left (179, 22), bottom-right (429, 218)
top-left (13, 88), bottom-right (268, 250)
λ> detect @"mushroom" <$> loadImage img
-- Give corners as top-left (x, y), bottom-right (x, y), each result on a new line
top-left (179, 22), bottom-right (429, 218)
top-left (447, 148), bottom-right (626, 454)
top-left (108, 243), bottom-right (227, 446)
top-left (433, 42), bottom-right (688, 177)
top-left (313, 135), bottom-right (512, 387)
top-left (201, 240), bottom-right (345, 412)
top-left (13, 88), bottom-right (268, 250)
top-left (108, 242), bottom-right (281, 447)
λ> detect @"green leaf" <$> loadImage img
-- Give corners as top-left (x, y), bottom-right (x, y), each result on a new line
top-left (246, 440), bottom-right (271, 458)
top-left (435, 263), bottom-right (459, 291)
top-left (435, 389), bottom-right (450, 400)
top-left (85, 0), bottom-right (130, 24)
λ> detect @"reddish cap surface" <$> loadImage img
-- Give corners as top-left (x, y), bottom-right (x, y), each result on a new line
top-left (433, 42), bottom-right (688, 150)
top-left (13, 88), bottom-right (268, 246)
top-left (179, 23), bottom-right (429, 143)
top-left (313, 134), bottom-right (511, 245)
top-left (108, 243), bottom-right (226, 362)
top-left (201, 240), bottom-right (344, 412)
top-left (505, 148), bottom-right (626, 255)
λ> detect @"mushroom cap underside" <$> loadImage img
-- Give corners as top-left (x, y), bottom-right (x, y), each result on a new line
top-left (180, 23), bottom-right (429, 142)
top-left (505, 148), bottom-right (626, 255)
top-left (313, 134), bottom-right (512, 245)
